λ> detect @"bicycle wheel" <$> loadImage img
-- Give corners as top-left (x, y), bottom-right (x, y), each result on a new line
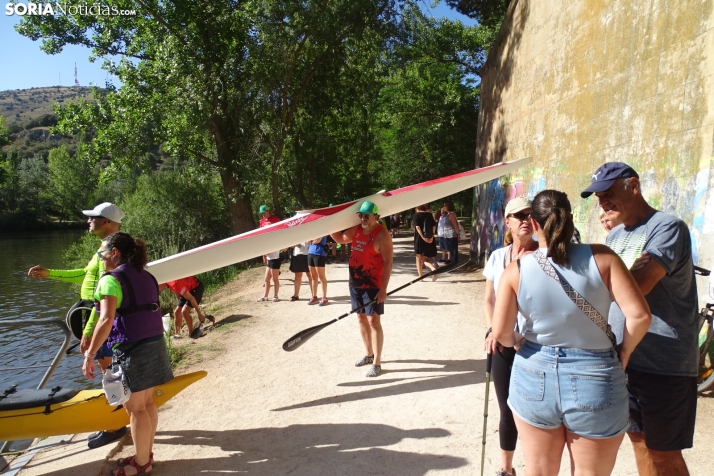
top-left (698, 320), bottom-right (714, 393)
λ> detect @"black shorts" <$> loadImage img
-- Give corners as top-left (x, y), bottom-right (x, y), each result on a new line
top-left (290, 254), bottom-right (309, 273)
top-left (177, 281), bottom-right (204, 308)
top-left (267, 258), bottom-right (282, 270)
top-left (626, 368), bottom-right (697, 451)
top-left (349, 287), bottom-right (384, 316)
top-left (307, 254), bottom-right (326, 267)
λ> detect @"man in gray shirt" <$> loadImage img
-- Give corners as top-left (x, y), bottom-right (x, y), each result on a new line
top-left (582, 162), bottom-right (698, 476)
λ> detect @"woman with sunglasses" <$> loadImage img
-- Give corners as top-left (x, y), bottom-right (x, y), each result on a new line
top-left (82, 232), bottom-right (173, 476)
top-left (491, 190), bottom-right (651, 476)
top-left (482, 196), bottom-right (538, 476)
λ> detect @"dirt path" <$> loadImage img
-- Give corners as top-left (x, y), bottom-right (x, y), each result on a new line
top-left (16, 235), bottom-right (714, 475)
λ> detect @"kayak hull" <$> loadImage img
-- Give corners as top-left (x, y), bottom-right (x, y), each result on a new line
top-left (147, 158), bottom-right (530, 283)
top-left (0, 371), bottom-right (206, 441)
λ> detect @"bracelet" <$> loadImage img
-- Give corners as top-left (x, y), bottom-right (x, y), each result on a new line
top-left (84, 350), bottom-right (94, 359)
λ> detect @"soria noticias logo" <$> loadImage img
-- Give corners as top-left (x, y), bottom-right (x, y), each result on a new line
top-left (5, 2), bottom-right (136, 16)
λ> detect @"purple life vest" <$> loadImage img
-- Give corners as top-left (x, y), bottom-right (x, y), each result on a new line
top-left (95, 264), bottom-right (164, 348)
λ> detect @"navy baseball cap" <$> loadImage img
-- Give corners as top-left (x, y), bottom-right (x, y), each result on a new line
top-left (580, 162), bottom-right (639, 198)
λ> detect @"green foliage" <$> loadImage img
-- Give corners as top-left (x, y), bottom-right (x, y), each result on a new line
top-left (196, 264), bottom-right (245, 295)
top-left (17, 0), bottom-right (413, 234)
top-left (164, 332), bottom-right (188, 369)
top-left (17, 153), bottom-right (49, 216)
top-left (47, 144), bottom-right (96, 220)
top-left (0, 148), bottom-right (21, 211)
top-left (119, 167), bottom-right (230, 261)
top-left (63, 231), bottom-right (100, 269)
top-left (443, 0), bottom-right (510, 29)
top-left (0, 116), bottom-right (9, 146)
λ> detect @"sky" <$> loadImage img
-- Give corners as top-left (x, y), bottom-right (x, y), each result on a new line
top-left (0, 1), bottom-right (476, 92)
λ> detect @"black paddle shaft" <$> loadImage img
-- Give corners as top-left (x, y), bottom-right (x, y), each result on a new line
top-left (282, 261), bottom-right (459, 351)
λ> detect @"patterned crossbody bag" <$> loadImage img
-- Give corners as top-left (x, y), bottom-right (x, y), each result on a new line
top-left (531, 250), bottom-right (617, 347)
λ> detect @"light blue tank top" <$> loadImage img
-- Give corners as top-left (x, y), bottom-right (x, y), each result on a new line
top-left (517, 244), bottom-right (613, 349)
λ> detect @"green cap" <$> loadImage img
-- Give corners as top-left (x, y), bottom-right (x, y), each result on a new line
top-left (258, 205), bottom-right (269, 214)
top-left (356, 201), bottom-right (379, 215)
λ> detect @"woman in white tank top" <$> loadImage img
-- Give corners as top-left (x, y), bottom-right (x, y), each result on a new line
top-left (491, 190), bottom-right (651, 476)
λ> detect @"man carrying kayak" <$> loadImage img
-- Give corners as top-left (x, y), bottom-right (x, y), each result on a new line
top-left (27, 202), bottom-right (129, 449)
top-left (331, 201), bottom-right (393, 377)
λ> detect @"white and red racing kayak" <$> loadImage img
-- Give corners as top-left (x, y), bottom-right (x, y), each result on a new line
top-left (146, 158), bottom-right (530, 284)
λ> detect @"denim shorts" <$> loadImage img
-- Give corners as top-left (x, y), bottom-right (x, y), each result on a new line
top-left (507, 340), bottom-right (629, 439)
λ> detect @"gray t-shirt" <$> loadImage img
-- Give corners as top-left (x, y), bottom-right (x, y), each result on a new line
top-left (607, 211), bottom-right (698, 376)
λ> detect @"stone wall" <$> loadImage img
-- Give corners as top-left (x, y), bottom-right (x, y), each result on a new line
top-left (472, 0), bottom-right (714, 291)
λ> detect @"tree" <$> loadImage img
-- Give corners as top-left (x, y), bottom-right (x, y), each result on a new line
top-left (119, 167), bottom-right (231, 261)
top-left (18, 0), bottom-right (405, 235)
top-left (0, 116), bottom-right (9, 147)
top-left (0, 149), bottom-right (22, 212)
top-left (443, 0), bottom-right (510, 28)
top-left (17, 153), bottom-right (49, 216)
top-left (47, 144), bottom-right (96, 220)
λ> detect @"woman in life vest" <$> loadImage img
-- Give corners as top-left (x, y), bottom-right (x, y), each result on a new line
top-left (82, 232), bottom-right (173, 476)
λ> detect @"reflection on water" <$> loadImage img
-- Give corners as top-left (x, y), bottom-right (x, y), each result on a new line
top-left (0, 230), bottom-right (100, 391)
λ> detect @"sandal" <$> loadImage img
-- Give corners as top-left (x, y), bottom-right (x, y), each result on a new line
top-left (272, 296), bottom-right (280, 302)
top-left (290, 296), bottom-right (300, 301)
top-left (117, 453), bottom-right (154, 467)
top-left (114, 459), bottom-right (152, 475)
top-left (257, 296), bottom-right (268, 302)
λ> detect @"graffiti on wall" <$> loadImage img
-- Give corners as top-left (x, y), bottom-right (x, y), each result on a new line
top-left (471, 176), bottom-right (534, 263)
top-left (471, 159), bottom-right (712, 267)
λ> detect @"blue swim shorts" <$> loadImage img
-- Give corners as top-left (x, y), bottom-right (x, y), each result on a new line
top-left (349, 288), bottom-right (384, 316)
top-left (507, 340), bottom-right (629, 439)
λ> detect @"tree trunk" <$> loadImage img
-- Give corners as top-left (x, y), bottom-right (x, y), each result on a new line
top-left (219, 169), bottom-right (255, 235)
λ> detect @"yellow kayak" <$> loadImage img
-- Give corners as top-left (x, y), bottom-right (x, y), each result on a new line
top-left (0, 371), bottom-right (206, 441)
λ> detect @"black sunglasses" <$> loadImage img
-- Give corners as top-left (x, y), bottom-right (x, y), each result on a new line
top-left (509, 211), bottom-right (531, 221)
top-left (357, 213), bottom-right (373, 220)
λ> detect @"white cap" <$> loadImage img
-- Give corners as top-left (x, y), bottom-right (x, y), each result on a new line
top-left (82, 202), bottom-right (125, 223)
top-left (504, 196), bottom-right (531, 216)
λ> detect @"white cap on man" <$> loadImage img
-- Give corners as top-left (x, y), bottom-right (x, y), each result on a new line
top-left (82, 202), bottom-right (125, 223)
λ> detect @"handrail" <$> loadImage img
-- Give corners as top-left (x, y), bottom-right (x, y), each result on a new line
top-left (0, 318), bottom-right (73, 453)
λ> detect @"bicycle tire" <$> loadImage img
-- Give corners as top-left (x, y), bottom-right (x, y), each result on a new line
top-left (698, 323), bottom-right (714, 393)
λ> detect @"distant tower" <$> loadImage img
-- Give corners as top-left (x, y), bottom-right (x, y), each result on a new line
top-left (74, 62), bottom-right (79, 86)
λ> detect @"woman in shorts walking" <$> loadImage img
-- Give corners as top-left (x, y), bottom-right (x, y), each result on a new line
top-left (492, 190), bottom-right (651, 476)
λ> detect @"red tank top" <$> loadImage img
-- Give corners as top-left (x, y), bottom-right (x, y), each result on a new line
top-left (349, 224), bottom-right (385, 289)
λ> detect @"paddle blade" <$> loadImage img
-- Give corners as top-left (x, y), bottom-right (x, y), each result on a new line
top-left (282, 321), bottom-right (332, 351)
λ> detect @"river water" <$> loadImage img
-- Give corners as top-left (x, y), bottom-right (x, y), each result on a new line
top-left (0, 230), bottom-right (100, 392)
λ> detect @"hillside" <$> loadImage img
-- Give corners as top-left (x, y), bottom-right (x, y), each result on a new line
top-left (0, 86), bottom-right (95, 128)
top-left (0, 86), bottom-right (99, 160)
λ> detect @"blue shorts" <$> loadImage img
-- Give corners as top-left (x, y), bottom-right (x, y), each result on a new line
top-left (507, 340), bottom-right (629, 439)
top-left (349, 288), bottom-right (384, 316)
top-left (438, 236), bottom-right (447, 250)
top-left (94, 342), bottom-right (113, 360)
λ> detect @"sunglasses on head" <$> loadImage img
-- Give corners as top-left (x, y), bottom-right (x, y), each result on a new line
top-left (509, 211), bottom-right (531, 221)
